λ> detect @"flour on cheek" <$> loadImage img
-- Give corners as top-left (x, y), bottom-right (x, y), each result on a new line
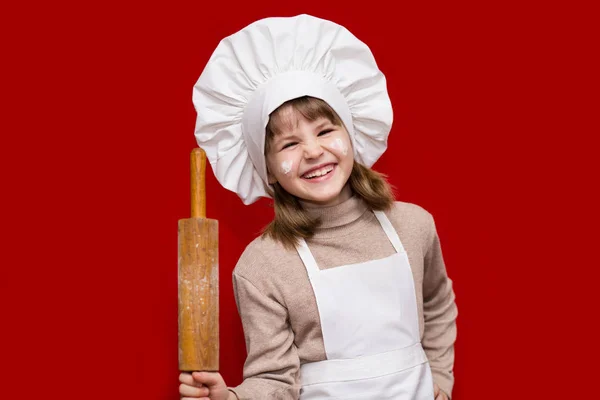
top-left (281, 160), bottom-right (293, 175)
top-left (330, 138), bottom-right (349, 156)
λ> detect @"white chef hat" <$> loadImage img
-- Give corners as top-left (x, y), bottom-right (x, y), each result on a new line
top-left (192, 14), bottom-right (393, 205)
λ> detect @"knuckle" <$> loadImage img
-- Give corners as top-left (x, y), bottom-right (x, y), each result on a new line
top-left (178, 383), bottom-right (198, 395)
top-left (179, 372), bottom-right (190, 383)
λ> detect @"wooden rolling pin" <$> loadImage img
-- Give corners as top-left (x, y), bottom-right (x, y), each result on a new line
top-left (178, 147), bottom-right (219, 371)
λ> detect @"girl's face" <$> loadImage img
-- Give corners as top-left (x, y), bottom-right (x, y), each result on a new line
top-left (265, 108), bottom-right (354, 206)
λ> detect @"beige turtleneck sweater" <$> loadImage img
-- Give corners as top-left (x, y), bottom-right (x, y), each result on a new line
top-left (229, 196), bottom-right (458, 399)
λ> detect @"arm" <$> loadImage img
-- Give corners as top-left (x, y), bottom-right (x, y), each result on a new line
top-left (422, 214), bottom-right (458, 399)
top-left (228, 271), bottom-right (301, 400)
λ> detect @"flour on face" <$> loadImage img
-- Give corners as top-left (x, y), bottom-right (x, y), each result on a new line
top-left (330, 137), bottom-right (348, 155)
top-left (281, 160), bottom-right (293, 175)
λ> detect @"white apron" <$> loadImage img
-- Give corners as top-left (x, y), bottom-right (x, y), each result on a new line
top-left (297, 210), bottom-right (434, 400)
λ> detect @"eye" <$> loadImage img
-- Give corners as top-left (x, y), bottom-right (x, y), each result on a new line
top-left (281, 142), bottom-right (298, 150)
top-left (318, 129), bottom-right (333, 136)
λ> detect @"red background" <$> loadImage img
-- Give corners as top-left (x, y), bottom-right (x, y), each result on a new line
top-left (2, 1), bottom-right (598, 399)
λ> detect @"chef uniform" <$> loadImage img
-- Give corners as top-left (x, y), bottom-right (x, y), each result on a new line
top-left (192, 14), bottom-right (439, 399)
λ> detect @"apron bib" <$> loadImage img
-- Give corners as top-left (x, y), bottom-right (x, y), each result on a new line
top-left (297, 211), bottom-right (434, 400)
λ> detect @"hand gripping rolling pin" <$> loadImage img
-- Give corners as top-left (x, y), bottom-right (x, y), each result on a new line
top-left (178, 148), bottom-right (219, 372)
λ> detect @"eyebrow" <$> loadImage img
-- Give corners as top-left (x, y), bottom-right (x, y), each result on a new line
top-left (314, 119), bottom-right (332, 130)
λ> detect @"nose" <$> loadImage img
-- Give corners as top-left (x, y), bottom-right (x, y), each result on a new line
top-left (303, 139), bottom-right (324, 159)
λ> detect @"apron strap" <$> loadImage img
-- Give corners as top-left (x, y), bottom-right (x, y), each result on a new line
top-left (296, 238), bottom-right (320, 278)
top-left (373, 210), bottom-right (406, 253)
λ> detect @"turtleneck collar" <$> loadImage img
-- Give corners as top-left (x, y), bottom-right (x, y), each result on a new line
top-left (299, 195), bottom-right (369, 229)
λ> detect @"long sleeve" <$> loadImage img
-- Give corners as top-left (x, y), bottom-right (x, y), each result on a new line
top-left (421, 215), bottom-right (458, 398)
top-left (228, 271), bottom-right (301, 400)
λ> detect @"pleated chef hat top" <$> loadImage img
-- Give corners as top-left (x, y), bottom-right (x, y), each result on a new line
top-left (192, 14), bottom-right (393, 205)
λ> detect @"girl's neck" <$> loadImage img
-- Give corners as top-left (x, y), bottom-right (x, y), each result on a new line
top-left (299, 193), bottom-right (367, 230)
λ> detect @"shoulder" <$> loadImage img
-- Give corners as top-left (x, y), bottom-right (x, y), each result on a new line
top-left (386, 201), bottom-right (437, 247)
top-left (388, 200), bottom-right (435, 226)
top-left (233, 233), bottom-right (300, 286)
top-left (234, 234), bottom-right (284, 276)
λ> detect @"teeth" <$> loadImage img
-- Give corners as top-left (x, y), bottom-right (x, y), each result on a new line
top-left (304, 165), bottom-right (333, 178)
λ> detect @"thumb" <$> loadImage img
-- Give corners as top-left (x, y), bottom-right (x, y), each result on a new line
top-left (433, 382), bottom-right (440, 397)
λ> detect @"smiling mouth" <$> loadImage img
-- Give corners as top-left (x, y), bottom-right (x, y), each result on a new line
top-left (302, 164), bottom-right (335, 179)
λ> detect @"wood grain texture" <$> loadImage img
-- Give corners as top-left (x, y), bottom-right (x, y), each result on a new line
top-left (178, 217), bottom-right (219, 371)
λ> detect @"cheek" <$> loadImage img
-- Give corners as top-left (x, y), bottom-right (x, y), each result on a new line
top-left (268, 153), bottom-right (298, 178)
top-left (325, 137), bottom-right (350, 156)
top-left (280, 159), bottom-right (294, 175)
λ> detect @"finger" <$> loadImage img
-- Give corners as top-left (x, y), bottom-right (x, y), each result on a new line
top-left (179, 383), bottom-right (209, 397)
top-left (180, 372), bottom-right (205, 388)
top-left (181, 398), bottom-right (210, 400)
top-left (192, 371), bottom-right (221, 387)
top-left (435, 390), bottom-right (448, 400)
top-left (179, 372), bottom-right (194, 385)
top-left (180, 397), bottom-right (210, 400)
top-left (433, 383), bottom-right (440, 397)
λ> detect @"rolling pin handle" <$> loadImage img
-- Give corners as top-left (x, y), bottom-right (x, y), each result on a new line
top-left (191, 148), bottom-right (207, 219)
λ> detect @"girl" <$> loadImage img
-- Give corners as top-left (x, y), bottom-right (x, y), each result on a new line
top-left (180, 14), bottom-right (457, 400)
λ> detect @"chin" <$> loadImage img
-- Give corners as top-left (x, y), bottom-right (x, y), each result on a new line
top-left (309, 197), bottom-right (336, 204)
top-left (306, 191), bottom-right (345, 205)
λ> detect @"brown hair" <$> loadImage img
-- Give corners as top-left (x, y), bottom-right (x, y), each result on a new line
top-left (262, 96), bottom-right (396, 249)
